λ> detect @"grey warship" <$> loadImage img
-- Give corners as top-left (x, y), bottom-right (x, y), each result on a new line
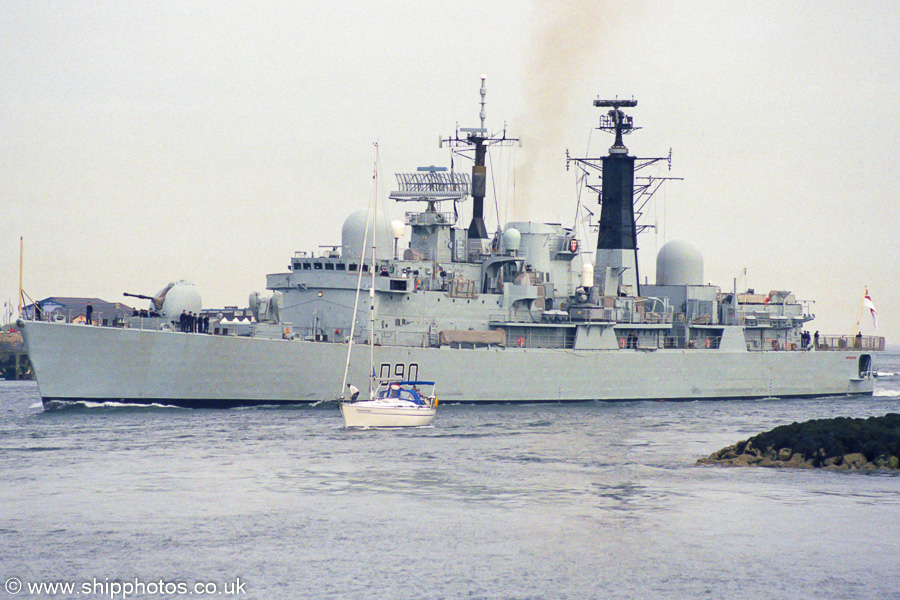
top-left (19, 84), bottom-right (884, 408)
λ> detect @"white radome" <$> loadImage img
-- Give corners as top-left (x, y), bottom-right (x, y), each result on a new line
top-left (341, 208), bottom-right (394, 260)
top-left (656, 239), bottom-right (704, 286)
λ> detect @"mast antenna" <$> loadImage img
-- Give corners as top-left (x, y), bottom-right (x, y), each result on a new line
top-left (440, 76), bottom-right (518, 244)
top-left (479, 74), bottom-right (487, 132)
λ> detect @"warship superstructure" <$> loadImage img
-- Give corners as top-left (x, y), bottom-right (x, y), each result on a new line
top-left (20, 84), bottom-right (883, 408)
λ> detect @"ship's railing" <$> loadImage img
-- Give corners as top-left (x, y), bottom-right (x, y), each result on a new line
top-left (493, 308), bottom-right (673, 325)
top-left (503, 327), bottom-right (576, 349)
top-left (30, 310), bottom-right (126, 328)
top-left (376, 330), bottom-right (433, 348)
top-left (490, 310), bottom-right (537, 323)
top-left (613, 334), bottom-right (724, 350)
top-left (816, 335), bottom-right (885, 352)
top-left (405, 211), bottom-right (455, 226)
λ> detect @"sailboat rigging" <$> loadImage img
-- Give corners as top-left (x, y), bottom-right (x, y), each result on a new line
top-left (338, 143), bottom-right (438, 428)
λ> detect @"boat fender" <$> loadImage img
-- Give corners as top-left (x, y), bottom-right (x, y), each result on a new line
top-left (704, 338), bottom-right (710, 348)
top-left (434, 397), bottom-right (438, 407)
top-left (517, 336), bottom-right (525, 347)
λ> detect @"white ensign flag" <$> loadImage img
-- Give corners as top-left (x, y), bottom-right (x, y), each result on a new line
top-left (863, 288), bottom-right (878, 329)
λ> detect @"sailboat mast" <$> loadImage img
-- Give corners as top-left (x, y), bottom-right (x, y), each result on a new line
top-left (338, 162), bottom-right (377, 400)
top-left (18, 237), bottom-right (23, 315)
top-left (369, 143), bottom-right (378, 398)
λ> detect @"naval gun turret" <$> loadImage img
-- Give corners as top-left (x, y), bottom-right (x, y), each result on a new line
top-left (124, 280), bottom-right (201, 320)
top-left (123, 292), bottom-right (162, 309)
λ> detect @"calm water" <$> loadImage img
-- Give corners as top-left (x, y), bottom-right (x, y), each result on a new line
top-left (2, 354), bottom-right (900, 600)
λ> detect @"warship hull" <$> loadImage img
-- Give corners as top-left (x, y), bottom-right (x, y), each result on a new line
top-left (18, 92), bottom-right (884, 409)
top-left (20, 321), bottom-right (874, 408)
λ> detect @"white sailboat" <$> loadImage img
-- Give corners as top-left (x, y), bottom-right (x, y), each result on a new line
top-left (338, 145), bottom-right (437, 428)
top-left (341, 380), bottom-right (437, 428)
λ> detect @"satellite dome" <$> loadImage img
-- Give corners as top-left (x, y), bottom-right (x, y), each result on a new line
top-left (156, 280), bottom-right (202, 318)
top-left (656, 239), bottom-right (703, 286)
top-left (341, 208), bottom-right (394, 260)
top-left (502, 227), bottom-right (521, 253)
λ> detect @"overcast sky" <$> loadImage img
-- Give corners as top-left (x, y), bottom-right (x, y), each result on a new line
top-left (2, 1), bottom-right (898, 343)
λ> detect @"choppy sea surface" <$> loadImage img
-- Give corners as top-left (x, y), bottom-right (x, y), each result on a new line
top-left (2, 354), bottom-right (900, 600)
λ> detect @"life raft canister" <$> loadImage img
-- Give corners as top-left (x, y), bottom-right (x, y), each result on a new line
top-left (569, 238), bottom-right (578, 253)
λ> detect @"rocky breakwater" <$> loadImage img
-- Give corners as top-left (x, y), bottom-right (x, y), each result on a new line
top-left (0, 330), bottom-right (33, 380)
top-left (698, 414), bottom-right (900, 470)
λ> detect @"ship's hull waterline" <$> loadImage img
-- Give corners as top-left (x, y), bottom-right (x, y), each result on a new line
top-left (21, 321), bottom-right (873, 409)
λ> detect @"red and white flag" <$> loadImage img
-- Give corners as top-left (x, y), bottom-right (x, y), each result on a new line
top-left (863, 287), bottom-right (878, 329)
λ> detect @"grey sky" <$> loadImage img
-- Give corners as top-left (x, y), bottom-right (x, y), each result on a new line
top-left (2, 1), bottom-right (897, 343)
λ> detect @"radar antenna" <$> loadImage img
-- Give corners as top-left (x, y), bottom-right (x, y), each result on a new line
top-left (593, 98), bottom-right (638, 153)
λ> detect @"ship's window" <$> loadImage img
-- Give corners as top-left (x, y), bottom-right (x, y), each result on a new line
top-left (349, 263), bottom-right (358, 272)
top-left (325, 263), bottom-right (335, 270)
top-left (363, 264), bottom-right (370, 273)
top-left (302, 263), bottom-right (312, 270)
top-left (314, 262), bottom-right (323, 270)
top-left (336, 263), bottom-right (346, 271)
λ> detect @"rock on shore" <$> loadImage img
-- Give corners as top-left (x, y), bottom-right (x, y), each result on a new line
top-left (698, 413), bottom-right (900, 470)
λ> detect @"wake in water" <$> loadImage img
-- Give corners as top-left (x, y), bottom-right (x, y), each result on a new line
top-left (41, 400), bottom-right (188, 412)
top-left (874, 389), bottom-right (900, 398)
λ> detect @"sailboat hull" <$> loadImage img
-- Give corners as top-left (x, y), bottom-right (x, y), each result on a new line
top-left (340, 401), bottom-right (436, 428)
